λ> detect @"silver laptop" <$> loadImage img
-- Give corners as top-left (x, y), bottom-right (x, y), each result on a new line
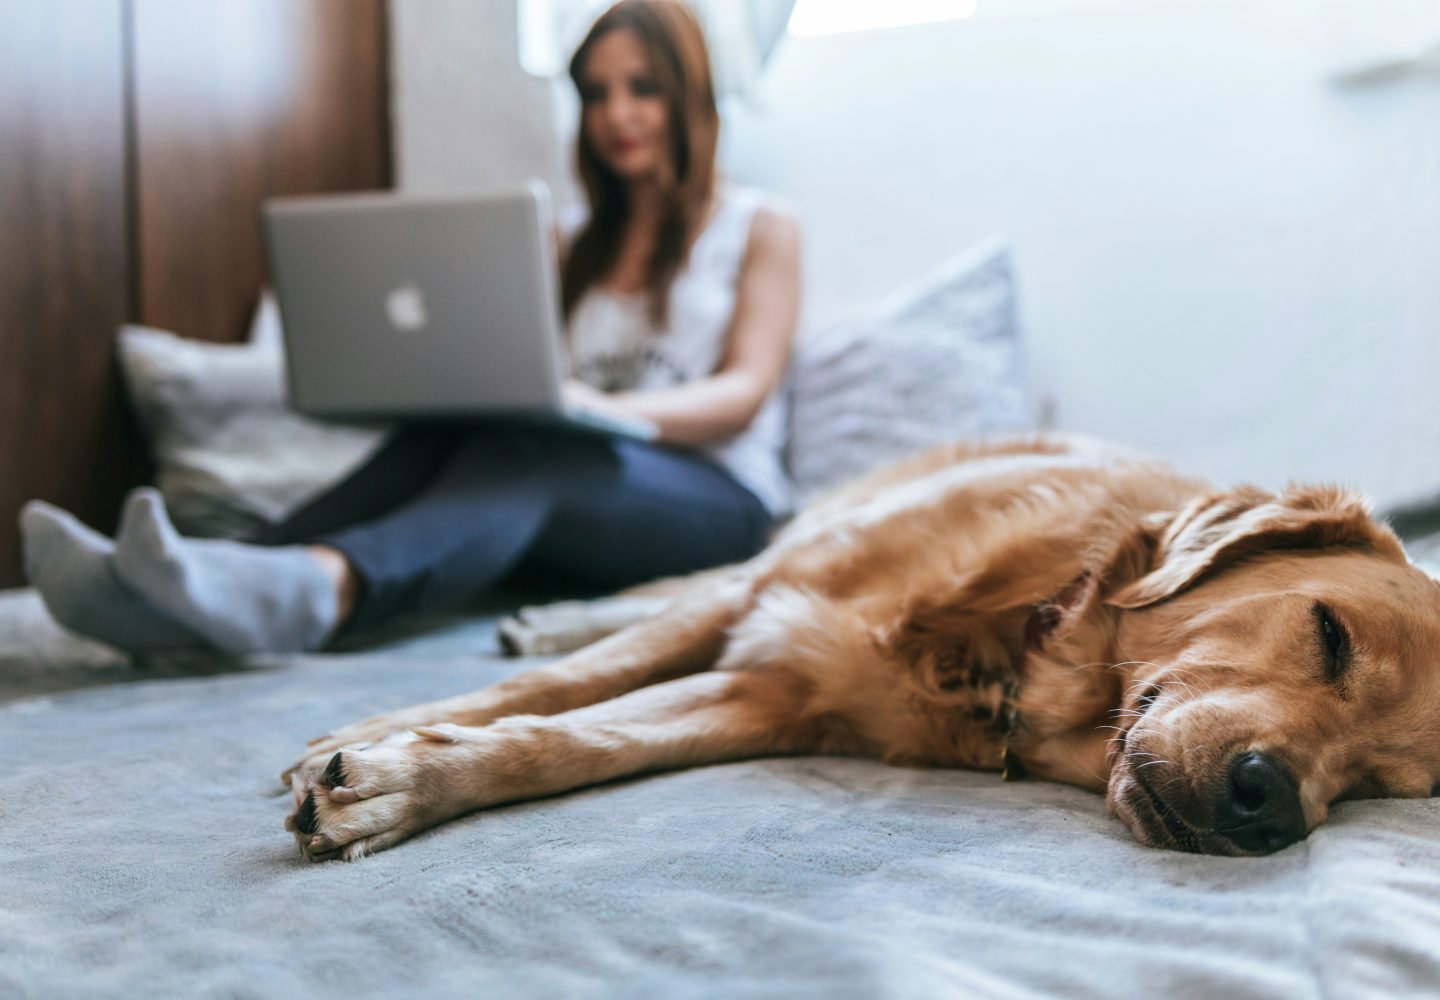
top-left (261, 181), bottom-right (657, 440)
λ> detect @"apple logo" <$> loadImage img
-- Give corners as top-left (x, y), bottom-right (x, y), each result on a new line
top-left (385, 281), bottom-right (428, 332)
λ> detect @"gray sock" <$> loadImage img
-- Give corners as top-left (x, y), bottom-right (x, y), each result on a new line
top-left (19, 501), bottom-right (204, 653)
top-left (113, 488), bottom-right (340, 654)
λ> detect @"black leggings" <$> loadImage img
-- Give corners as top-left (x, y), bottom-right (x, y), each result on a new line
top-left (256, 423), bottom-right (774, 633)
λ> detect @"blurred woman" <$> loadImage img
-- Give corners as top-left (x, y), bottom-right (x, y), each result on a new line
top-left (21, 0), bottom-right (800, 655)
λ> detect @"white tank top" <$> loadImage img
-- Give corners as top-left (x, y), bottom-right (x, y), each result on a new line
top-left (565, 185), bottom-right (793, 518)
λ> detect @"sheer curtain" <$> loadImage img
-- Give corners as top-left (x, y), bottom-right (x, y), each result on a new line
top-left (519, 0), bottom-right (796, 104)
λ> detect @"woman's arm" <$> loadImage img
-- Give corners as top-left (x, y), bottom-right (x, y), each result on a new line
top-left (566, 203), bottom-right (802, 447)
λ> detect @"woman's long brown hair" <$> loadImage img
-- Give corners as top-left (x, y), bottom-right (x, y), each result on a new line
top-left (561, 0), bottom-right (719, 328)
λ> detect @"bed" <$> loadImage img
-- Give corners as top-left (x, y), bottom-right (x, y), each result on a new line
top-left (6, 248), bottom-right (1439, 999)
top-left (3, 514), bottom-right (1440, 998)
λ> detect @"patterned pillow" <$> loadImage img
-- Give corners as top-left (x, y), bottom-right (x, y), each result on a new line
top-left (117, 294), bottom-right (388, 538)
top-left (785, 239), bottom-right (1038, 504)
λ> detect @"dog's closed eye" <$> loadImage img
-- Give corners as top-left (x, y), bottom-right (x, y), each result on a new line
top-left (1314, 602), bottom-right (1351, 687)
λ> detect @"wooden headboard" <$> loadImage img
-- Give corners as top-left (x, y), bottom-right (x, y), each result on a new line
top-left (0, 0), bottom-right (390, 588)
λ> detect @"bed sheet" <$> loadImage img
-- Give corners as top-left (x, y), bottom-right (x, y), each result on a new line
top-left (3, 584), bottom-right (1439, 1000)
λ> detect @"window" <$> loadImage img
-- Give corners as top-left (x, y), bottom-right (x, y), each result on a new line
top-left (786, 0), bottom-right (977, 37)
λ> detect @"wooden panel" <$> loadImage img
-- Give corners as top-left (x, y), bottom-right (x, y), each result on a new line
top-left (0, 0), bottom-right (136, 587)
top-left (0, 0), bottom-right (390, 588)
top-left (131, 0), bottom-right (391, 343)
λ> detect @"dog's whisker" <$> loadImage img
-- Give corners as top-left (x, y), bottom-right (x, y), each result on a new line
top-left (1161, 665), bottom-right (1202, 680)
top-left (1126, 750), bottom-right (1165, 763)
top-left (1114, 660), bottom-right (1166, 674)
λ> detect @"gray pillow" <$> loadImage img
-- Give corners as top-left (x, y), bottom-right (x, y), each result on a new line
top-left (117, 294), bottom-right (388, 538)
top-left (786, 238), bottom-right (1038, 503)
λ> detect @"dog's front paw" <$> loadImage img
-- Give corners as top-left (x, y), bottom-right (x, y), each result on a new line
top-left (281, 707), bottom-right (457, 786)
top-left (283, 725), bottom-right (481, 862)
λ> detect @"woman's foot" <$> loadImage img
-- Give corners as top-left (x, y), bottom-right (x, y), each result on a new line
top-left (18, 501), bottom-right (205, 653)
top-left (113, 489), bottom-right (343, 654)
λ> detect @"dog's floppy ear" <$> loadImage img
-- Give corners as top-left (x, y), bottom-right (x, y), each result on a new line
top-left (1108, 484), bottom-right (1405, 610)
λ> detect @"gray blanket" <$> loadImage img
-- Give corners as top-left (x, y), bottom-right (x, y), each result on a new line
top-left (3, 584), bottom-right (1439, 1000)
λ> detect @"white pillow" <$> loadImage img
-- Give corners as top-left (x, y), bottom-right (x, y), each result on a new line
top-left (118, 294), bottom-right (388, 538)
top-left (786, 238), bottom-right (1038, 504)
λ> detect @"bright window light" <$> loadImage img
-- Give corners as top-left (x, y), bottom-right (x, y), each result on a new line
top-left (787, 0), bottom-right (978, 37)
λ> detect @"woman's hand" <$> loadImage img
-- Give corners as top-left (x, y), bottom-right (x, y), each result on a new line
top-left (561, 379), bottom-right (662, 442)
top-left (561, 378), bottom-right (633, 421)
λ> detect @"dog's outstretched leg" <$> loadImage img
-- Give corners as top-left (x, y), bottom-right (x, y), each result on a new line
top-left (496, 593), bottom-right (676, 657)
top-left (286, 667), bottom-right (815, 861)
top-left (285, 570), bottom-right (755, 784)
top-left (497, 564), bottom-right (741, 657)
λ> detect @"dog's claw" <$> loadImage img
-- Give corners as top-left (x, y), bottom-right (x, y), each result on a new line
top-left (294, 793), bottom-right (318, 835)
top-left (322, 752), bottom-right (347, 788)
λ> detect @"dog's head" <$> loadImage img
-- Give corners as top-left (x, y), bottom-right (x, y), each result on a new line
top-left (1102, 485), bottom-right (1440, 855)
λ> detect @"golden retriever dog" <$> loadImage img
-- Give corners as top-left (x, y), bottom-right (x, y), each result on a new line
top-left (282, 435), bottom-right (1440, 860)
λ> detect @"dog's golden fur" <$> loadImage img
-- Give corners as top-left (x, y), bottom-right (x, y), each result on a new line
top-left (283, 435), bottom-right (1440, 860)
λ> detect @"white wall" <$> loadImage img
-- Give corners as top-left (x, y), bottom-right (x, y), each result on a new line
top-left (391, 0), bottom-right (1440, 508)
top-left (391, 0), bottom-right (565, 195)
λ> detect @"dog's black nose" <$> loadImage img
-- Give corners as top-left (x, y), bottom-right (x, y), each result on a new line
top-left (1215, 751), bottom-right (1307, 853)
